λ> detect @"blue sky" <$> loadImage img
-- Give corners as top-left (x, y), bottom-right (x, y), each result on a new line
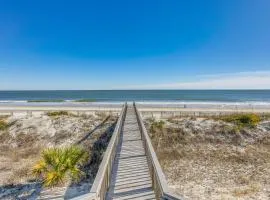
top-left (0, 0), bottom-right (270, 89)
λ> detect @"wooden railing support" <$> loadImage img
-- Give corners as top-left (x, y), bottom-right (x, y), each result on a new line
top-left (71, 102), bottom-right (182, 200)
top-left (71, 103), bottom-right (127, 200)
top-left (133, 102), bottom-right (183, 200)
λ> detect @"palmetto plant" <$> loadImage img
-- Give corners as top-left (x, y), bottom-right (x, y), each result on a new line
top-left (33, 146), bottom-right (87, 187)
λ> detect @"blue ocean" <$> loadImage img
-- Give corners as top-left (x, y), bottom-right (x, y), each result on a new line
top-left (0, 90), bottom-right (270, 103)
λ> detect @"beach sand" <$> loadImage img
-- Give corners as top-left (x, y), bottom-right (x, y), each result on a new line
top-left (143, 114), bottom-right (270, 200)
top-left (1, 101), bottom-right (270, 114)
top-left (0, 110), bottom-right (117, 199)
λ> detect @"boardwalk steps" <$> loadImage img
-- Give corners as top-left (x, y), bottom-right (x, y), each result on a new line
top-left (72, 103), bottom-right (182, 200)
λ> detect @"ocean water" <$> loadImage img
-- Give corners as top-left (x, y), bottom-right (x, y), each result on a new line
top-left (0, 90), bottom-right (270, 104)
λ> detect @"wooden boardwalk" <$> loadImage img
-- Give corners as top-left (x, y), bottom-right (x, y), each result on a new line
top-left (106, 105), bottom-right (156, 200)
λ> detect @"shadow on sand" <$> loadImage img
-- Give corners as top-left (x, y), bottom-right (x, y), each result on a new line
top-left (75, 116), bottom-right (110, 145)
top-left (63, 119), bottom-right (117, 199)
top-left (0, 182), bottom-right (42, 200)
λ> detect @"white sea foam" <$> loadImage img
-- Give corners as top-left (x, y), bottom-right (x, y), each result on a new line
top-left (0, 100), bottom-right (28, 103)
top-left (136, 101), bottom-right (270, 106)
top-left (1, 100), bottom-right (270, 108)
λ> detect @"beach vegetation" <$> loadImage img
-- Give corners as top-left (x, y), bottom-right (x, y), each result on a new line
top-left (73, 99), bottom-right (96, 102)
top-left (0, 120), bottom-right (9, 131)
top-left (145, 115), bottom-right (270, 199)
top-left (27, 99), bottom-right (65, 103)
top-left (47, 111), bottom-right (69, 117)
top-left (259, 113), bottom-right (270, 121)
top-left (33, 145), bottom-right (87, 187)
top-left (150, 120), bottom-right (165, 133)
top-left (233, 184), bottom-right (261, 197)
top-left (220, 113), bottom-right (260, 128)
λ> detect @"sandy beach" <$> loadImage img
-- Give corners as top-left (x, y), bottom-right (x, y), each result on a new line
top-left (1, 102), bottom-right (270, 116)
top-left (0, 102), bottom-right (123, 111)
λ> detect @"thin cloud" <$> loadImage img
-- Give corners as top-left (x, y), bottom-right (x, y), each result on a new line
top-left (121, 71), bottom-right (270, 89)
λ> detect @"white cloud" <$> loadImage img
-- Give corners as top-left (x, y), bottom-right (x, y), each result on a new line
top-left (120, 71), bottom-right (270, 89)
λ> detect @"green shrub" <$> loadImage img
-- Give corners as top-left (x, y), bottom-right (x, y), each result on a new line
top-left (28, 99), bottom-right (65, 103)
top-left (47, 111), bottom-right (69, 117)
top-left (73, 99), bottom-right (96, 102)
top-left (0, 120), bottom-right (9, 131)
top-left (221, 113), bottom-right (260, 128)
top-left (150, 120), bottom-right (165, 133)
top-left (33, 146), bottom-right (87, 187)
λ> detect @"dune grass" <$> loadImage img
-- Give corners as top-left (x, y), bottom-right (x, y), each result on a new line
top-left (0, 120), bottom-right (9, 131)
top-left (73, 99), bottom-right (96, 102)
top-left (27, 100), bottom-right (65, 103)
top-left (47, 111), bottom-right (69, 117)
top-left (219, 113), bottom-right (261, 128)
top-left (146, 115), bottom-right (270, 199)
top-left (150, 120), bottom-right (165, 133)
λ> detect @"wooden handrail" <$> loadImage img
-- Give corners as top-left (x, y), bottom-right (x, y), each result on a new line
top-left (71, 103), bottom-right (127, 200)
top-left (134, 102), bottom-right (183, 200)
top-left (70, 192), bottom-right (96, 200)
top-left (71, 102), bottom-right (182, 200)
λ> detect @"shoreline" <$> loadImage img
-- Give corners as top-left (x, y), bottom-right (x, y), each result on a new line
top-left (139, 107), bottom-right (270, 114)
top-left (1, 102), bottom-right (270, 114)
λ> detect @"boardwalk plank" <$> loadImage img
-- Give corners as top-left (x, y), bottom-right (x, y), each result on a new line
top-left (106, 105), bottom-right (156, 200)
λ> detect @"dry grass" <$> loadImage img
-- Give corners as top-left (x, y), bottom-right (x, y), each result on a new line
top-left (47, 111), bottom-right (69, 117)
top-left (146, 115), bottom-right (270, 200)
top-left (5, 164), bottom-right (34, 185)
top-left (0, 131), bottom-right (12, 144)
top-left (47, 111), bottom-right (96, 119)
top-left (0, 140), bottom-right (42, 185)
top-left (95, 111), bottom-right (108, 120)
top-left (233, 184), bottom-right (261, 197)
top-left (0, 112), bottom-right (117, 190)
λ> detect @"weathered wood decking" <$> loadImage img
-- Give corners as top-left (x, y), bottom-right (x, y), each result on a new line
top-left (106, 105), bottom-right (156, 200)
top-left (71, 103), bottom-right (181, 200)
